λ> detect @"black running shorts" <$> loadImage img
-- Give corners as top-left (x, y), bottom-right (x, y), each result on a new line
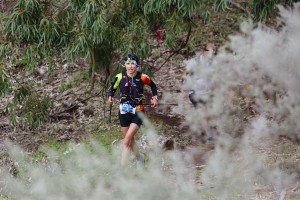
top-left (118, 111), bottom-right (144, 127)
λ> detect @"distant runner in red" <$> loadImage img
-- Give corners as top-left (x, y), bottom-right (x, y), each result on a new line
top-left (108, 54), bottom-right (158, 169)
top-left (157, 28), bottom-right (166, 44)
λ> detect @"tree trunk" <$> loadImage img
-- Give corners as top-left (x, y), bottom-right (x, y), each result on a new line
top-left (89, 45), bottom-right (96, 93)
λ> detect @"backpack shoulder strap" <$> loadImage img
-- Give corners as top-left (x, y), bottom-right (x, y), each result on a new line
top-left (136, 71), bottom-right (142, 79)
top-left (122, 69), bottom-right (127, 76)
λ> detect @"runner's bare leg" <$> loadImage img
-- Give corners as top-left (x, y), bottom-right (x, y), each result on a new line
top-left (121, 123), bottom-right (139, 167)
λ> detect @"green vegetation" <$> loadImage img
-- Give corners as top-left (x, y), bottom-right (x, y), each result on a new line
top-left (0, 63), bottom-right (11, 96)
top-left (91, 125), bottom-right (123, 153)
top-left (1, 0), bottom-right (296, 129)
top-left (7, 89), bottom-right (53, 128)
top-left (58, 81), bottom-right (73, 93)
top-left (59, 69), bottom-right (90, 92)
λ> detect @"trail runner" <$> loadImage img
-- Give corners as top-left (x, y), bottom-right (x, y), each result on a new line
top-left (108, 54), bottom-right (158, 169)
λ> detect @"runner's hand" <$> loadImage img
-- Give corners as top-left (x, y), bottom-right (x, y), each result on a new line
top-left (151, 96), bottom-right (158, 108)
top-left (108, 96), bottom-right (114, 104)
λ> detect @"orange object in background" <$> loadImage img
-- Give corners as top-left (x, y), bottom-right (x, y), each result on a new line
top-left (157, 29), bottom-right (166, 44)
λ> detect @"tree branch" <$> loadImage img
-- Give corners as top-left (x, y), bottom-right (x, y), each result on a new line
top-left (54, 0), bottom-right (70, 17)
top-left (229, 0), bottom-right (254, 19)
top-left (154, 25), bottom-right (192, 73)
top-left (48, 89), bottom-right (103, 119)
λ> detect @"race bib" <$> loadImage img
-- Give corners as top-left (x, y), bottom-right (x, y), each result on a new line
top-left (120, 104), bottom-right (136, 114)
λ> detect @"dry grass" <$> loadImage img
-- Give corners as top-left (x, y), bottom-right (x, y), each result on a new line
top-left (253, 136), bottom-right (300, 199)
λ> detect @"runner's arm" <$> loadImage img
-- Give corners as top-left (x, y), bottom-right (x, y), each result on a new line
top-left (148, 81), bottom-right (158, 97)
top-left (141, 74), bottom-right (157, 97)
top-left (108, 73), bottom-right (122, 97)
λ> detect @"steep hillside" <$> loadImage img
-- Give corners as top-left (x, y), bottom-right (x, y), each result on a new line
top-left (1, 3), bottom-right (300, 199)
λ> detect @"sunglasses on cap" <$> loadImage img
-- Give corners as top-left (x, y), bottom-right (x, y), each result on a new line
top-left (124, 59), bottom-right (138, 67)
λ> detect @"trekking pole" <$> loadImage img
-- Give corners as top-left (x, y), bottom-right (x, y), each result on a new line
top-left (143, 103), bottom-right (178, 106)
top-left (108, 104), bottom-right (112, 123)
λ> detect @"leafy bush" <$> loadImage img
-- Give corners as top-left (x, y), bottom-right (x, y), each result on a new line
top-left (22, 93), bottom-right (53, 128)
top-left (0, 63), bottom-right (11, 97)
top-left (7, 86), bottom-right (53, 128)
